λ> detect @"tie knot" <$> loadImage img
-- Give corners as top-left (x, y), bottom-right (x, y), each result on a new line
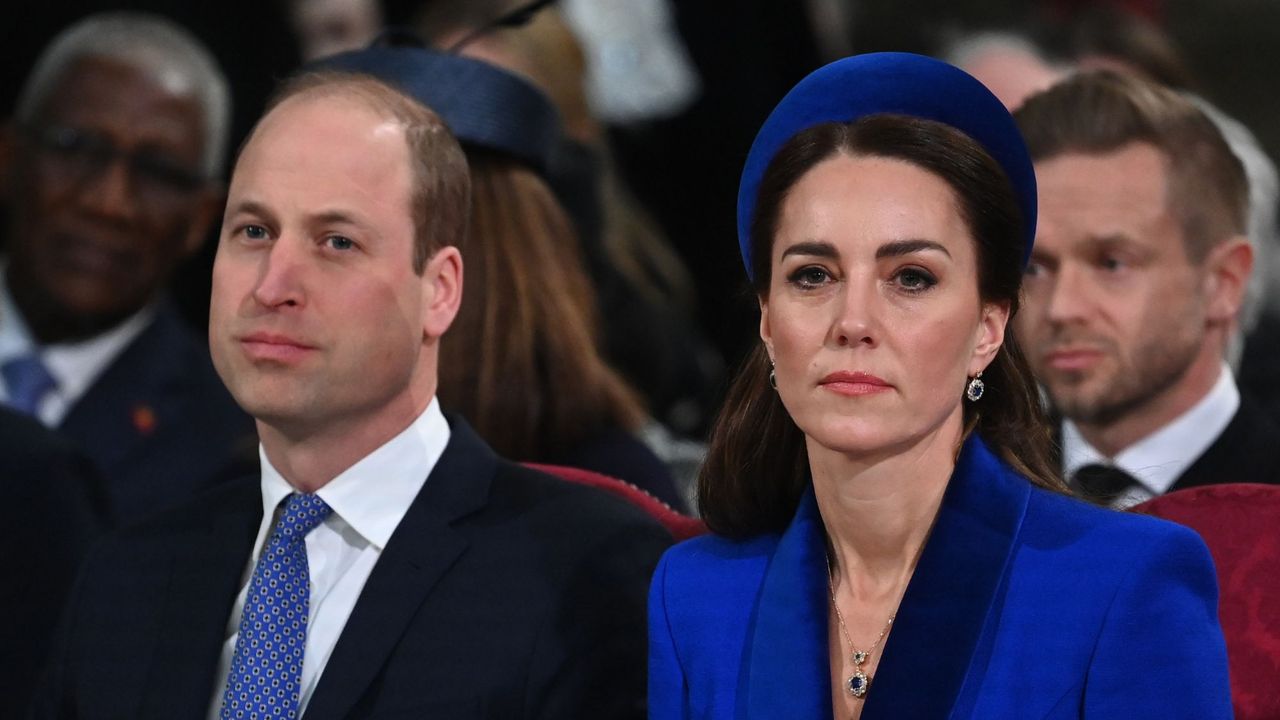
top-left (1073, 463), bottom-right (1138, 504)
top-left (2, 354), bottom-right (57, 416)
top-left (274, 493), bottom-right (332, 542)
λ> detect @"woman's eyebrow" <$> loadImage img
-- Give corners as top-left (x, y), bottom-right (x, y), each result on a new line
top-left (875, 238), bottom-right (951, 259)
top-left (780, 240), bottom-right (838, 260)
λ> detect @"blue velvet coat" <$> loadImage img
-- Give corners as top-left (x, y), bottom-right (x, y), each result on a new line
top-left (649, 436), bottom-right (1231, 719)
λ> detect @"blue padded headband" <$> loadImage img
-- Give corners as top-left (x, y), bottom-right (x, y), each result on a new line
top-left (736, 52), bottom-right (1037, 281)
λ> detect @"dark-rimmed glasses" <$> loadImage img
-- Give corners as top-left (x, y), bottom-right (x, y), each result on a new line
top-left (20, 123), bottom-right (206, 199)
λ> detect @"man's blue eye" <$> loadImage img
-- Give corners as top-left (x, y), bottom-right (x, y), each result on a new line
top-left (327, 236), bottom-right (355, 251)
top-left (244, 225), bottom-right (267, 240)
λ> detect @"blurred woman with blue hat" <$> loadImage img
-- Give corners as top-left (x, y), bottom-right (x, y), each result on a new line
top-left (647, 52), bottom-right (1231, 719)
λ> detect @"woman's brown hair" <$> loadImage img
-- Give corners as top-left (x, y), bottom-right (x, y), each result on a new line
top-left (699, 116), bottom-right (1065, 538)
top-left (437, 150), bottom-right (647, 461)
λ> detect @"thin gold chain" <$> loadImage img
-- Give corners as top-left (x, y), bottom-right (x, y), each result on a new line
top-left (826, 556), bottom-right (895, 662)
top-left (826, 537), bottom-right (925, 709)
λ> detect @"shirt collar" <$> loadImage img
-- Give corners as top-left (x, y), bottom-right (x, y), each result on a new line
top-left (0, 261), bottom-right (155, 403)
top-left (42, 310), bottom-right (155, 401)
top-left (1062, 362), bottom-right (1239, 495)
top-left (0, 267), bottom-right (34, 363)
top-left (258, 397), bottom-right (451, 550)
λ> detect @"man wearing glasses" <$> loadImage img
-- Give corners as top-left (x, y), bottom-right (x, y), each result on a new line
top-left (0, 12), bottom-right (254, 525)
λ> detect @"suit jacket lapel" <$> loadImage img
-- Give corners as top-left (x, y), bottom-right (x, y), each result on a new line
top-left (303, 418), bottom-right (495, 720)
top-left (141, 479), bottom-right (262, 717)
top-left (863, 436), bottom-right (1029, 718)
top-left (58, 305), bottom-right (179, 472)
top-left (740, 436), bottom-right (1030, 719)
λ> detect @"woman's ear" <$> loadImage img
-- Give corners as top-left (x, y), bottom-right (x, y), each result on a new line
top-left (758, 295), bottom-right (774, 361)
top-left (970, 300), bottom-right (1010, 376)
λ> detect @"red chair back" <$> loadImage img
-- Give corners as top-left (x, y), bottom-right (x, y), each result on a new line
top-left (1133, 483), bottom-right (1280, 720)
top-left (524, 463), bottom-right (706, 541)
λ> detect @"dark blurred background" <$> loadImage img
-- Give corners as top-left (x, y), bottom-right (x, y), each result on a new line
top-left (4, 0), bottom-right (1278, 432)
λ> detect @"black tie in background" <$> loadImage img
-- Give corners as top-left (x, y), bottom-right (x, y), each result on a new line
top-left (1072, 464), bottom-right (1139, 506)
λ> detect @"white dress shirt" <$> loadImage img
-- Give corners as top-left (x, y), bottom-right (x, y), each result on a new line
top-left (0, 267), bottom-right (154, 426)
top-left (206, 398), bottom-right (451, 719)
top-left (1062, 363), bottom-right (1239, 508)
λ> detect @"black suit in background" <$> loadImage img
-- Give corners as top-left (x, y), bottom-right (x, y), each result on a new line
top-left (33, 417), bottom-right (672, 719)
top-left (54, 302), bottom-right (256, 527)
top-left (0, 407), bottom-right (106, 720)
top-left (1168, 396), bottom-right (1280, 491)
top-left (1234, 310), bottom-right (1280, 427)
top-left (1056, 396), bottom-right (1280, 494)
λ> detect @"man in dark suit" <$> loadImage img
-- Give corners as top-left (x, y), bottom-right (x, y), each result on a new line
top-left (1012, 71), bottom-right (1280, 506)
top-left (0, 407), bottom-right (106, 720)
top-left (0, 13), bottom-right (254, 525)
top-left (32, 69), bottom-right (671, 719)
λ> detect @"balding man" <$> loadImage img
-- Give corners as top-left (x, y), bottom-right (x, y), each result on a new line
top-left (31, 70), bottom-right (669, 720)
top-left (0, 13), bottom-right (255, 524)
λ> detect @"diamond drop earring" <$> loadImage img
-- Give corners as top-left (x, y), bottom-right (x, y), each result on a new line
top-left (965, 372), bottom-right (985, 402)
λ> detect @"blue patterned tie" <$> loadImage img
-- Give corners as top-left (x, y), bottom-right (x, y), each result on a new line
top-left (1, 354), bottom-right (56, 416)
top-left (220, 493), bottom-right (332, 720)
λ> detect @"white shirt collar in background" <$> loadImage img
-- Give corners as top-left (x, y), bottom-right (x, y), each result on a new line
top-left (1062, 362), bottom-right (1239, 505)
top-left (0, 264), bottom-right (155, 426)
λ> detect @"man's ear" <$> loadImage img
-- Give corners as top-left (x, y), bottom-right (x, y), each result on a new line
top-left (1204, 236), bottom-right (1253, 325)
top-left (182, 182), bottom-right (227, 258)
top-left (969, 300), bottom-right (1011, 376)
top-left (422, 245), bottom-right (464, 340)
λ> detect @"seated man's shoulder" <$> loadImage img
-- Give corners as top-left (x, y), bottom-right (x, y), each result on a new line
top-left (100, 474), bottom-right (259, 547)
top-left (465, 460), bottom-right (676, 577)
top-left (487, 460), bottom-right (671, 535)
top-left (0, 408), bottom-right (83, 471)
top-left (62, 475), bottom-right (260, 633)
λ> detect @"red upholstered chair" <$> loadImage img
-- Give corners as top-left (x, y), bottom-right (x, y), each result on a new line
top-left (525, 463), bottom-right (706, 542)
top-left (1133, 484), bottom-right (1280, 719)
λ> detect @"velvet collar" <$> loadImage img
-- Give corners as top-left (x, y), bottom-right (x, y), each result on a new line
top-left (740, 435), bottom-right (1033, 719)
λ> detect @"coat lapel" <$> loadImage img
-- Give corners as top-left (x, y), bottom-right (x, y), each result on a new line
top-left (141, 480), bottom-right (261, 717)
top-left (302, 418), bottom-right (495, 720)
top-left (740, 436), bottom-right (1030, 719)
top-left (862, 436), bottom-right (1030, 718)
top-left (741, 489), bottom-right (833, 720)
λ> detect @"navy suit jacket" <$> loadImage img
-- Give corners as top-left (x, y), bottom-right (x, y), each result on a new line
top-left (649, 436), bottom-right (1232, 719)
top-left (1168, 397), bottom-right (1280, 492)
top-left (0, 408), bottom-right (106, 720)
top-left (34, 417), bottom-right (671, 719)
top-left (56, 302), bottom-right (256, 526)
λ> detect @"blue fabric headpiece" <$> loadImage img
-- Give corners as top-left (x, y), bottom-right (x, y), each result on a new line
top-left (736, 52), bottom-right (1038, 281)
top-left (311, 41), bottom-right (562, 173)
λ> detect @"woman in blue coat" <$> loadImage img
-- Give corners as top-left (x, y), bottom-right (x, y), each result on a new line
top-left (647, 53), bottom-right (1231, 719)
